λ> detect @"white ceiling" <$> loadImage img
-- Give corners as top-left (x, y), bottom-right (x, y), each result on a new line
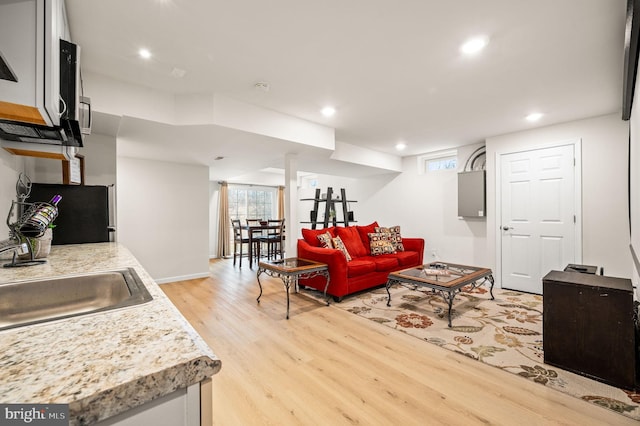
top-left (65, 0), bottom-right (627, 178)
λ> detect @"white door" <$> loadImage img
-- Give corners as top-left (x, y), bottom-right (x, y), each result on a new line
top-left (500, 144), bottom-right (577, 294)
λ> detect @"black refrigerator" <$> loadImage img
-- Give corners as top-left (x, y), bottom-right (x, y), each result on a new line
top-left (28, 183), bottom-right (111, 245)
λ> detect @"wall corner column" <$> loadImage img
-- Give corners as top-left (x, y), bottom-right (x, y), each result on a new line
top-left (284, 154), bottom-right (298, 257)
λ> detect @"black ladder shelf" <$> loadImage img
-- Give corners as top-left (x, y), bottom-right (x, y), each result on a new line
top-left (300, 187), bottom-right (356, 229)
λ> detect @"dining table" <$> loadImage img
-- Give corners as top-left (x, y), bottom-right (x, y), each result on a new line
top-left (243, 223), bottom-right (283, 268)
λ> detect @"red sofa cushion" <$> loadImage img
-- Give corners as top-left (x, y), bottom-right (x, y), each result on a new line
top-left (335, 226), bottom-right (368, 258)
top-left (301, 227), bottom-right (336, 247)
top-left (356, 221), bottom-right (379, 254)
top-left (346, 258), bottom-right (376, 277)
top-left (394, 250), bottom-right (420, 266)
top-left (372, 255), bottom-right (400, 271)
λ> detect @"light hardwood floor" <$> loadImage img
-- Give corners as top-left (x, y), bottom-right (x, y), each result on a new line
top-left (161, 259), bottom-right (636, 426)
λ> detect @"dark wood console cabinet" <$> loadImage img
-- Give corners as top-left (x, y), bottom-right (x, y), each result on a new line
top-left (543, 270), bottom-right (636, 390)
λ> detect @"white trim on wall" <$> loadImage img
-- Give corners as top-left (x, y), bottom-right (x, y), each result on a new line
top-left (155, 272), bottom-right (211, 285)
top-left (493, 138), bottom-right (583, 288)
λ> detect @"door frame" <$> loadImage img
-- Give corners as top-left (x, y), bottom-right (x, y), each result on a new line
top-left (494, 138), bottom-right (583, 289)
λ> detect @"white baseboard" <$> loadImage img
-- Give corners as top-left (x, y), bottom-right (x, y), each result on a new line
top-left (156, 272), bottom-right (210, 284)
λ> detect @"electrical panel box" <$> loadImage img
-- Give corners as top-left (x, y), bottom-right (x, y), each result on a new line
top-left (457, 170), bottom-right (486, 218)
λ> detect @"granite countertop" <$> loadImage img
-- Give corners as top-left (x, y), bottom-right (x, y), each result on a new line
top-left (0, 243), bottom-right (221, 425)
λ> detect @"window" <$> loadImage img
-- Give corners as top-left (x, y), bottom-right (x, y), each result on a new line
top-left (427, 157), bottom-right (458, 171)
top-left (228, 185), bottom-right (277, 222)
top-left (417, 150), bottom-right (458, 174)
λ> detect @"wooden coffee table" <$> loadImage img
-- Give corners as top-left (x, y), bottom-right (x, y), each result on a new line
top-left (386, 262), bottom-right (494, 327)
top-left (257, 258), bottom-right (330, 319)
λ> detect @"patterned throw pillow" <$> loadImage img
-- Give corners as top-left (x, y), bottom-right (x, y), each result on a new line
top-left (317, 232), bottom-right (334, 249)
top-left (368, 232), bottom-right (396, 255)
top-left (332, 236), bottom-right (352, 261)
top-left (375, 226), bottom-right (405, 252)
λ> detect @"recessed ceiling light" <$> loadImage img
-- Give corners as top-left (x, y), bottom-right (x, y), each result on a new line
top-left (254, 81), bottom-right (270, 92)
top-left (321, 106), bottom-right (336, 117)
top-left (395, 142), bottom-right (407, 151)
top-left (138, 48), bottom-right (152, 59)
top-left (460, 36), bottom-right (489, 55)
top-left (526, 112), bottom-right (544, 122)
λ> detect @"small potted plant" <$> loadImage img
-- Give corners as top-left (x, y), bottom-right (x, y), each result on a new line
top-left (19, 224), bottom-right (55, 260)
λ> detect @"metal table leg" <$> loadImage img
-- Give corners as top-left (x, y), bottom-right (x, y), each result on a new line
top-left (487, 274), bottom-right (495, 299)
top-left (283, 275), bottom-right (291, 320)
top-left (441, 290), bottom-right (457, 328)
top-left (256, 268), bottom-right (264, 303)
top-left (386, 279), bottom-right (395, 306)
top-left (322, 271), bottom-right (331, 306)
top-left (255, 263), bottom-right (330, 319)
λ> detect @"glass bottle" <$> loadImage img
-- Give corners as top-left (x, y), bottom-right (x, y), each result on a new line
top-left (19, 195), bottom-right (62, 237)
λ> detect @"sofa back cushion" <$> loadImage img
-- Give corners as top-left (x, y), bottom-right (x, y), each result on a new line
top-left (301, 227), bottom-right (336, 247)
top-left (356, 221), bottom-right (379, 255)
top-left (335, 226), bottom-right (368, 258)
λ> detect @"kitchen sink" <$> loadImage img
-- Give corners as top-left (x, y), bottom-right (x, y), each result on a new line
top-left (0, 268), bottom-right (153, 331)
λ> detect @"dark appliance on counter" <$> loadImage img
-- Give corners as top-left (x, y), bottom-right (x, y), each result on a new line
top-left (28, 183), bottom-right (111, 245)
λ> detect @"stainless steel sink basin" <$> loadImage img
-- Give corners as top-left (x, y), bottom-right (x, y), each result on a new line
top-left (0, 268), bottom-right (153, 331)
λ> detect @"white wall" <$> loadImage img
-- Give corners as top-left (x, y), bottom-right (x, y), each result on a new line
top-left (29, 133), bottom-right (117, 186)
top-left (84, 72), bottom-right (176, 125)
top-left (117, 157), bottom-right (210, 283)
top-left (487, 113), bottom-right (630, 281)
top-left (0, 150), bottom-right (25, 240)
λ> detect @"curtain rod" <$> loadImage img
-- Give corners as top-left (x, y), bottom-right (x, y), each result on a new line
top-left (223, 182), bottom-right (283, 189)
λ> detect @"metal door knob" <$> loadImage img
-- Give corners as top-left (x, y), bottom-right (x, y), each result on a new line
top-left (502, 226), bottom-right (513, 231)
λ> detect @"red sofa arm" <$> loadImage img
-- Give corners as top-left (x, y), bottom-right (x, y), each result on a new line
top-left (402, 238), bottom-right (425, 262)
top-left (297, 239), bottom-right (347, 272)
top-left (297, 239), bottom-right (349, 295)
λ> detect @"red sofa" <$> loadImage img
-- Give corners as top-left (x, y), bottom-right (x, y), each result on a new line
top-left (297, 222), bottom-right (425, 301)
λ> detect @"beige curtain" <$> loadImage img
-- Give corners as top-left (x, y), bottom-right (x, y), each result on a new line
top-left (217, 182), bottom-right (231, 258)
top-left (277, 186), bottom-right (285, 220)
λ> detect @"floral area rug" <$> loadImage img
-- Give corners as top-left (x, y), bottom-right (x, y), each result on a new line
top-left (306, 283), bottom-right (640, 420)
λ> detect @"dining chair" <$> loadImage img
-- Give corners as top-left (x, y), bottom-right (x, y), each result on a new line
top-left (231, 219), bottom-right (250, 267)
top-left (263, 219), bottom-right (285, 260)
top-left (245, 218), bottom-right (264, 263)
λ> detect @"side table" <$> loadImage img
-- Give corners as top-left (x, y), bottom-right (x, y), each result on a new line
top-left (256, 258), bottom-right (330, 319)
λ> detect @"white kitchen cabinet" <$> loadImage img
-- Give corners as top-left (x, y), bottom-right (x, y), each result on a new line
top-left (0, 0), bottom-right (71, 126)
top-left (95, 380), bottom-right (212, 426)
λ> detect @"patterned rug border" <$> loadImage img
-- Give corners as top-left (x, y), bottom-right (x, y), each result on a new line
top-left (301, 284), bottom-right (640, 421)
